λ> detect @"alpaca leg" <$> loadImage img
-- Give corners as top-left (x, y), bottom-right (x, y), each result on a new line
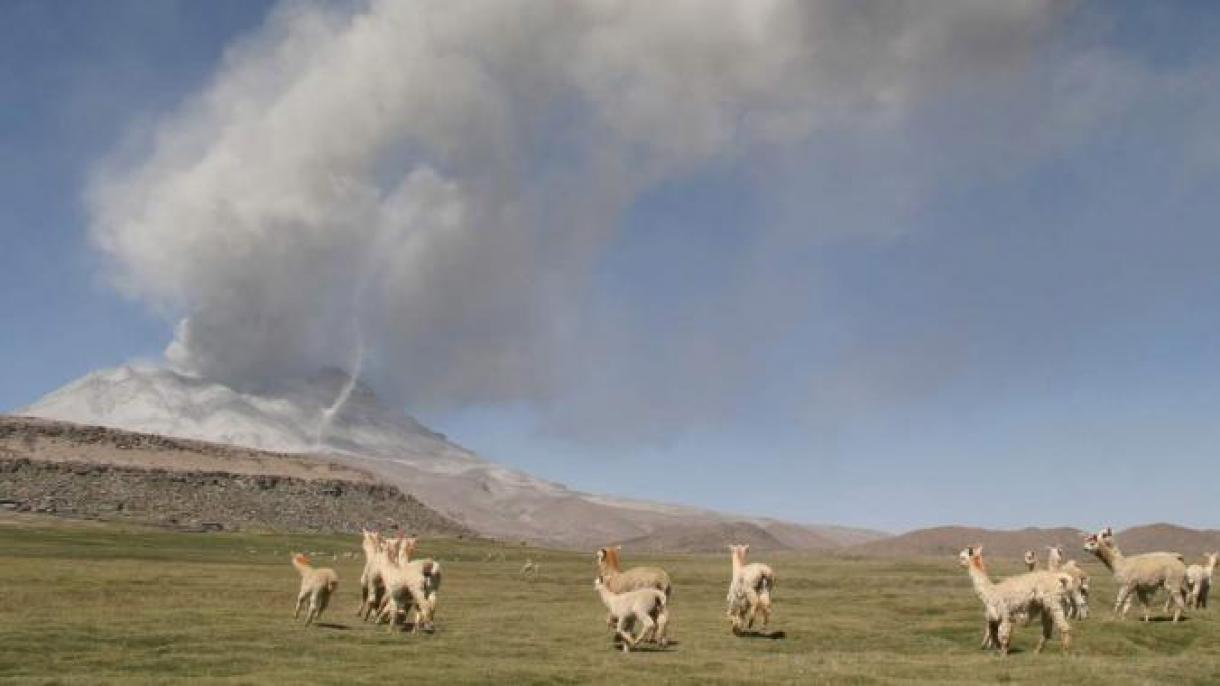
top-left (757, 591), bottom-right (772, 629)
top-left (981, 621), bottom-right (996, 650)
top-left (316, 591), bottom-right (330, 621)
top-left (743, 587), bottom-right (760, 629)
top-left (616, 617), bottom-right (635, 653)
top-left (1035, 610), bottom-right (1051, 654)
top-left (1136, 589), bottom-right (1151, 622)
top-left (1168, 582), bottom-right (1185, 622)
top-left (387, 597), bottom-right (401, 634)
top-left (1114, 585), bottom-right (1132, 618)
top-left (295, 592), bottom-right (308, 620)
top-left (654, 609), bottom-right (669, 647)
top-left (997, 618), bottom-right (1013, 656)
top-left (636, 615), bottom-right (656, 646)
top-left (1049, 603), bottom-right (1071, 652)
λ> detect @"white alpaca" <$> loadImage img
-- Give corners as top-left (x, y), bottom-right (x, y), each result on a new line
top-left (1181, 552), bottom-right (1217, 610)
top-left (1083, 527), bottom-right (1187, 622)
top-left (726, 544), bottom-right (775, 634)
top-left (1023, 550), bottom-right (1037, 571)
top-left (377, 537), bottom-right (442, 633)
top-left (593, 577), bottom-right (669, 652)
top-left (959, 545), bottom-right (1073, 655)
top-left (356, 530), bottom-right (385, 619)
top-left (1046, 545), bottom-right (1090, 619)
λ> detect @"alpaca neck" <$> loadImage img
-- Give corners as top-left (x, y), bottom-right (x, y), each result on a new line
top-left (1091, 543), bottom-right (1122, 573)
top-left (966, 559), bottom-right (993, 598)
top-left (596, 585), bottom-right (615, 609)
top-left (731, 552), bottom-right (745, 576)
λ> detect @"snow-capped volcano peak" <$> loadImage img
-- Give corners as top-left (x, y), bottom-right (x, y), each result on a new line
top-left (21, 365), bottom-right (470, 469)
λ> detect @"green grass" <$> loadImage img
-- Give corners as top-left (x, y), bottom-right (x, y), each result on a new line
top-left (1, 516), bottom-right (1218, 684)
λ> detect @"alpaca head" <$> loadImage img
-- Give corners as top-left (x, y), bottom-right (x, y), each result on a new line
top-left (1023, 550), bottom-right (1037, 566)
top-left (293, 553), bottom-right (310, 566)
top-left (729, 544), bottom-right (750, 564)
top-left (959, 545), bottom-right (984, 570)
top-left (596, 546), bottom-right (622, 571)
top-left (1082, 530), bottom-right (1112, 554)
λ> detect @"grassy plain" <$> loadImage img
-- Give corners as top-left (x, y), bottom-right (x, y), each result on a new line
top-left (0, 515), bottom-right (1217, 684)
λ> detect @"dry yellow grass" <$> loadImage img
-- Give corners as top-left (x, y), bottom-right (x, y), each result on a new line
top-left (1, 515), bottom-right (1218, 684)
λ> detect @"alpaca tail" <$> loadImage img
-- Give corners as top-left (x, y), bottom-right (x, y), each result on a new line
top-left (291, 553), bottom-right (312, 576)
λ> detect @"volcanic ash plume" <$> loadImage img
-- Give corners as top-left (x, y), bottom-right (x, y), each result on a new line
top-left (87, 0), bottom-right (1058, 415)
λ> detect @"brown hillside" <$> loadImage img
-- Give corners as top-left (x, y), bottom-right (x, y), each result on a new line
top-left (842, 526), bottom-right (1086, 560)
top-left (1108, 523), bottom-right (1220, 557)
top-left (614, 520), bottom-right (792, 553)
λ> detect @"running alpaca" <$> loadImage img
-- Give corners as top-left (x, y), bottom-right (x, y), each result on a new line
top-left (596, 546), bottom-right (671, 635)
top-left (958, 545), bottom-right (1073, 655)
top-left (1083, 527), bottom-right (1187, 622)
top-left (593, 576), bottom-right (669, 652)
top-left (726, 544), bottom-right (775, 634)
top-left (291, 553), bottom-right (339, 626)
top-left (378, 538), bottom-right (442, 633)
top-left (1023, 550), bottom-right (1038, 571)
top-left (1046, 545), bottom-right (1090, 619)
top-left (360, 535), bottom-right (411, 622)
top-left (356, 530), bottom-right (385, 619)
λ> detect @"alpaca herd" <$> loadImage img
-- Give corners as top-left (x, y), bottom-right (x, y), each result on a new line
top-left (961, 527), bottom-right (1218, 655)
top-left (285, 525), bottom-right (1216, 657)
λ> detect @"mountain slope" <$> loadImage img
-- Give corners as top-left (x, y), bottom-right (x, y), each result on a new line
top-left (20, 365), bottom-right (885, 550)
top-left (842, 526), bottom-right (1087, 559)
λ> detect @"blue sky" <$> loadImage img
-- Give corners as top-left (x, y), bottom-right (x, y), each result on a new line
top-left (3, 1), bottom-right (1220, 532)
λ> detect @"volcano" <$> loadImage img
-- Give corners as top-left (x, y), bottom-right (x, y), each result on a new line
top-left (19, 365), bottom-right (884, 550)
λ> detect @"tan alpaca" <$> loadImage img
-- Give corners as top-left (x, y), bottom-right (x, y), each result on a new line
top-left (375, 537), bottom-right (442, 633)
top-left (726, 544), bottom-right (775, 634)
top-left (596, 546), bottom-right (671, 639)
top-left (291, 553), bottom-right (338, 626)
top-left (959, 545), bottom-right (1072, 655)
top-left (593, 577), bottom-right (669, 652)
top-left (1083, 527), bottom-right (1187, 622)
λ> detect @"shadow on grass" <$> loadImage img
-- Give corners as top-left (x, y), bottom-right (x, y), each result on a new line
top-left (313, 622), bottom-right (351, 630)
top-left (734, 630), bottom-right (786, 640)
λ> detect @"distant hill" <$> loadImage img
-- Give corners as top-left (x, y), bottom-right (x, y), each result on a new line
top-left (841, 523), bottom-right (1220, 562)
top-left (842, 526), bottom-right (1088, 559)
top-left (1107, 523), bottom-right (1220, 557)
top-left (614, 521), bottom-right (795, 553)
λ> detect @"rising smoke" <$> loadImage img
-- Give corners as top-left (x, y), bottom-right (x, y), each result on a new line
top-left (87, 0), bottom-right (1062, 431)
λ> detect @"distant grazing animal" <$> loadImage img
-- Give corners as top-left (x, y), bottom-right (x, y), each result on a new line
top-left (593, 576), bottom-right (669, 652)
top-left (959, 545), bottom-right (1073, 655)
top-left (520, 558), bottom-right (539, 579)
top-left (1023, 550), bottom-right (1037, 571)
top-left (1083, 527), bottom-right (1187, 622)
top-left (726, 544), bottom-right (775, 634)
top-left (291, 553), bottom-right (338, 626)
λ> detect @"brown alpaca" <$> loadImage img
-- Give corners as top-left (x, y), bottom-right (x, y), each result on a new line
top-left (292, 553), bottom-right (339, 626)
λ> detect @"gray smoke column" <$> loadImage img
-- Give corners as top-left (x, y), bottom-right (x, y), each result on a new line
top-left (87, 0), bottom-right (1058, 413)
